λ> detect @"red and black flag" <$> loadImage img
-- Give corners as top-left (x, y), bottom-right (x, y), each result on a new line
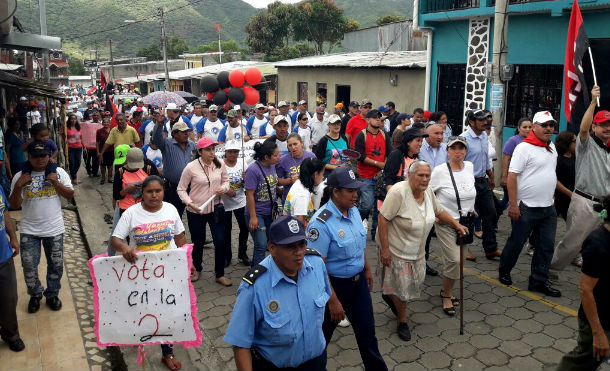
top-left (564, 0), bottom-right (590, 131)
top-left (100, 70), bottom-right (107, 92)
top-left (105, 93), bottom-right (119, 128)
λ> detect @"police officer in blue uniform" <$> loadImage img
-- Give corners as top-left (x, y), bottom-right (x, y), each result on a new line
top-left (307, 167), bottom-right (388, 371)
top-left (224, 215), bottom-right (331, 371)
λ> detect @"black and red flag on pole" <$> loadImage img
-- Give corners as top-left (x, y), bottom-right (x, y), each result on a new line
top-left (564, 0), bottom-right (590, 132)
top-left (105, 93), bottom-right (119, 128)
top-left (100, 70), bottom-right (107, 92)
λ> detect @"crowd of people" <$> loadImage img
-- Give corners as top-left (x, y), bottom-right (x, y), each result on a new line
top-left (0, 82), bottom-right (609, 371)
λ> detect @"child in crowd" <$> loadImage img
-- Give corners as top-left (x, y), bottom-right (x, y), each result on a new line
top-left (19, 124), bottom-right (58, 176)
top-left (293, 112), bottom-right (312, 150)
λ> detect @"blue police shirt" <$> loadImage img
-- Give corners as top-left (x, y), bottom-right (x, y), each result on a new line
top-left (223, 254), bottom-right (331, 368)
top-left (0, 188), bottom-right (12, 264)
top-left (306, 200), bottom-right (367, 278)
top-left (463, 127), bottom-right (491, 178)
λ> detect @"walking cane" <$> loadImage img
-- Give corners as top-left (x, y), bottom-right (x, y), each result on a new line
top-left (459, 237), bottom-right (464, 335)
top-left (241, 124), bottom-right (245, 170)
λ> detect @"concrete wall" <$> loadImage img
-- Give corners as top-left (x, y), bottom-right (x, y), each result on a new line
top-left (277, 67), bottom-right (425, 113)
top-left (343, 21), bottom-right (427, 52)
top-left (100, 60), bottom-right (184, 80)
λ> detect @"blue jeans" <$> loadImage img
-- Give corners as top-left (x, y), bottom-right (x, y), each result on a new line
top-left (499, 203), bottom-right (557, 286)
top-left (20, 233), bottom-right (64, 298)
top-left (246, 213), bottom-right (272, 267)
top-left (68, 147), bottom-right (82, 179)
top-left (358, 177), bottom-right (375, 221)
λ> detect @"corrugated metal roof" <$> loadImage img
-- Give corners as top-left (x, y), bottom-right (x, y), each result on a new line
top-left (132, 61), bottom-right (277, 82)
top-left (274, 51), bottom-right (427, 69)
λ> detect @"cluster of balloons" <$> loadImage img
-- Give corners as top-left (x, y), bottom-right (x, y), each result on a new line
top-left (201, 68), bottom-right (266, 106)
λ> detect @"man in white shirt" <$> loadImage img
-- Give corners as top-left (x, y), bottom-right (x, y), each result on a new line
top-left (129, 98), bottom-right (148, 116)
top-left (246, 103), bottom-right (268, 139)
top-left (218, 109), bottom-right (251, 143)
top-left (188, 103), bottom-right (206, 128)
top-left (499, 110), bottom-right (561, 298)
top-left (197, 104), bottom-right (225, 141)
top-left (71, 106), bottom-right (83, 122)
top-left (309, 107), bottom-right (329, 151)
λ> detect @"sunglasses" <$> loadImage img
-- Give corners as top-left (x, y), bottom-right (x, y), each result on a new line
top-left (300, 118), bottom-right (308, 121)
top-left (448, 135), bottom-right (467, 142)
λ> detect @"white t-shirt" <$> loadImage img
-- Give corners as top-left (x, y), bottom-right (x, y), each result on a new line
top-left (283, 179), bottom-right (325, 221)
top-left (144, 122), bottom-right (155, 145)
top-left (27, 111), bottom-right (42, 125)
top-left (221, 160), bottom-right (247, 211)
top-left (112, 202), bottom-right (185, 251)
top-left (430, 161), bottom-right (476, 219)
top-left (294, 126), bottom-right (312, 150)
top-left (129, 106), bottom-right (149, 115)
top-left (309, 117), bottom-right (328, 146)
top-left (144, 146), bottom-right (163, 171)
top-left (190, 114), bottom-right (205, 127)
top-left (249, 117), bottom-right (268, 139)
top-left (202, 119), bottom-right (225, 141)
top-left (509, 142), bottom-right (557, 208)
top-left (11, 168), bottom-right (73, 237)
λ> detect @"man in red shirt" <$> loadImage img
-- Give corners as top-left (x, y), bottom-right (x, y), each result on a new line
top-left (345, 99), bottom-right (372, 148)
top-left (354, 109), bottom-right (392, 234)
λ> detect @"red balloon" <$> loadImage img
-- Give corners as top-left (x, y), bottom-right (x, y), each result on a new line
top-left (224, 88), bottom-right (230, 93)
top-left (245, 68), bottom-right (262, 86)
top-left (206, 92), bottom-right (215, 100)
top-left (228, 70), bottom-right (245, 88)
top-left (243, 86), bottom-right (260, 105)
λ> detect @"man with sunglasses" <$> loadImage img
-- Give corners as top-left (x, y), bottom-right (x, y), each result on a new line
top-left (550, 86), bottom-right (610, 280)
top-left (499, 111), bottom-right (561, 297)
top-left (224, 215), bottom-right (331, 371)
top-left (346, 99), bottom-right (373, 148)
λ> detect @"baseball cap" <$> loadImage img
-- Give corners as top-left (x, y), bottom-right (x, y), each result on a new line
top-left (327, 166), bottom-right (364, 189)
top-left (274, 115), bottom-right (289, 126)
top-left (278, 101), bottom-right (288, 108)
top-left (27, 141), bottom-right (49, 156)
top-left (208, 104), bottom-right (218, 112)
top-left (403, 127), bottom-right (429, 143)
top-left (328, 114), bottom-right (341, 124)
top-left (447, 135), bottom-right (468, 149)
top-left (360, 98), bottom-right (373, 106)
top-left (349, 101), bottom-right (360, 107)
top-left (397, 113), bottom-right (411, 121)
top-left (114, 144), bottom-right (130, 165)
top-left (469, 109), bottom-right (489, 121)
top-left (298, 100), bottom-right (307, 105)
top-left (334, 103), bottom-right (344, 109)
top-left (377, 105), bottom-right (390, 113)
top-left (255, 103), bottom-right (265, 109)
top-left (233, 105), bottom-right (241, 111)
top-left (224, 140), bottom-right (241, 151)
top-left (197, 137), bottom-right (218, 150)
top-left (593, 110), bottom-right (610, 124)
top-left (366, 109), bottom-right (382, 119)
top-left (137, 97), bottom-right (143, 102)
top-left (126, 148), bottom-right (144, 169)
top-left (226, 109), bottom-right (238, 118)
top-left (172, 120), bottom-right (191, 132)
top-left (269, 215), bottom-right (306, 245)
top-left (532, 111), bottom-right (557, 124)
top-left (20, 96), bottom-right (27, 101)
top-left (316, 107), bottom-right (325, 114)
top-left (166, 103), bottom-right (180, 112)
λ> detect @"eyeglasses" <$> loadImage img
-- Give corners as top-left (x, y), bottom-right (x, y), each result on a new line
top-left (300, 118), bottom-right (308, 121)
top-left (538, 122), bottom-right (555, 128)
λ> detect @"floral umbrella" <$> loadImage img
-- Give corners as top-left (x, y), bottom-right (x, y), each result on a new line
top-left (142, 91), bottom-right (187, 107)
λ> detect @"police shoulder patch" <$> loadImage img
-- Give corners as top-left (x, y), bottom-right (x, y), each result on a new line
top-left (305, 248), bottom-right (322, 257)
top-left (242, 265), bottom-right (268, 285)
top-left (316, 209), bottom-right (333, 223)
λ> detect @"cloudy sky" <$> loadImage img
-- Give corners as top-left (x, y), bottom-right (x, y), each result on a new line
top-left (241, 0), bottom-right (300, 8)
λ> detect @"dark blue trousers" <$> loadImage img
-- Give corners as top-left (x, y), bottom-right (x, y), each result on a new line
top-left (252, 349), bottom-right (326, 371)
top-left (323, 272), bottom-right (387, 371)
top-left (500, 203), bottom-right (557, 286)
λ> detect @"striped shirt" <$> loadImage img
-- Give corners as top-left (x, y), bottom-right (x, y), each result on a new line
top-left (152, 124), bottom-right (196, 184)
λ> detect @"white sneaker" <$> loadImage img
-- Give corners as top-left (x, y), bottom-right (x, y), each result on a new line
top-left (338, 318), bottom-right (351, 328)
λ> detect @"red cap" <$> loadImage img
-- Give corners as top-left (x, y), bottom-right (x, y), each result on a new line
top-left (593, 110), bottom-right (610, 124)
top-left (423, 110), bottom-right (431, 121)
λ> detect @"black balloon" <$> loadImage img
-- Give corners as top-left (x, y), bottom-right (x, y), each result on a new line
top-left (227, 88), bottom-right (245, 105)
top-left (217, 71), bottom-right (231, 89)
top-left (202, 76), bottom-right (219, 92)
top-left (213, 90), bottom-right (228, 105)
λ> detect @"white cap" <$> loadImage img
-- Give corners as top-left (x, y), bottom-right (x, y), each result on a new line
top-left (165, 102), bottom-right (179, 112)
top-left (274, 115), bottom-right (289, 126)
top-left (233, 105), bottom-right (241, 111)
top-left (255, 103), bottom-right (265, 109)
top-left (328, 114), bottom-right (342, 124)
top-left (532, 111), bottom-right (557, 124)
top-left (298, 100), bottom-right (307, 105)
top-left (209, 104), bottom-right (219, 111)
top-left (137, 97), bottom-right (143, 102)
top-left (224, 140), bottom-right (241, 151)
top-left (20, 96), bottom-right (27, 101)
top-left (278, 101), bottom-right (288, 107)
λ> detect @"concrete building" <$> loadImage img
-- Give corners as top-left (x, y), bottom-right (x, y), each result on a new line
top-left (99, 58), bottom-right (184, 80)
top-left (343, 21), bottom-right (428, 53)
top-left (181, 52), bottom-right (242, 69)
top-left (274, 51), bottom-right (426, 113)
top-left (416, 0), bottom-right (610, 139)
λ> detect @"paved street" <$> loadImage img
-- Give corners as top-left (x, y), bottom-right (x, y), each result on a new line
top-left (72, 170), bottom-right (610, 371)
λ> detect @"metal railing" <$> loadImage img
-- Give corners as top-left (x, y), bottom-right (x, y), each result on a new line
top-left (422, 0), bottom-right (480, 13)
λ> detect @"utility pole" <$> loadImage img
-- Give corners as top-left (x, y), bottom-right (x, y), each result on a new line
top-left (490, 0), bottom-right (508, 186)
top-left (39, 0), bottom-right (50, 83)
top-left (109, 39), bottom-right (115, 82)
top-left (158, 7), bottom-right (170, 91)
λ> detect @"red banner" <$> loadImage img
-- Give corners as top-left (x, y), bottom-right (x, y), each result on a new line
top-left (563, 0), bottom-right (590, 125)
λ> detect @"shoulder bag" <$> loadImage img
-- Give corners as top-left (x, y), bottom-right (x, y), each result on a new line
top-left (255, 161), bottom-right (280, 220)
top-left (446, 162), bottom-right (474, 245)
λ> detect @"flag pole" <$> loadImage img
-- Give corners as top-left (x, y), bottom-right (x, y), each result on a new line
top-left (588, 47), bottom-right (600, 107)
top-left (217, 24), bottom-right (222, 65)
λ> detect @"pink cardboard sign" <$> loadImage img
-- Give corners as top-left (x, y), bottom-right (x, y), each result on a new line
top-left (88, 245), bottom-right (202, 348)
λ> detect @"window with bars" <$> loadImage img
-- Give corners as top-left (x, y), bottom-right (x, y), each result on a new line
top-left (505, 64), bottom-right (563, 129)
top-left (436, 63), bottom-right (467, 134)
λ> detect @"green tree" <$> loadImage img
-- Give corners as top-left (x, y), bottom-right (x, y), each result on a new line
top-left (136, 43), bottom-right (162, 60)
top-left (68, 56), bottom-right (87, 75)
top-left (264, 43), bottom-right (316, 62)
top-left (292, 0), bottom-right (359, 54)
top-left (191, 40), bottom-right (248, 62)
top-left (245, 1), bottom-right (296, 56)
top-left (375, 14), bottom-right (406, 26)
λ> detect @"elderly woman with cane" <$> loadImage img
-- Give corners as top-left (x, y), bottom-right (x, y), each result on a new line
top-left (429, 136), bottom-right (476, 316)
top-left (376, 160), bottom-right (468, 341)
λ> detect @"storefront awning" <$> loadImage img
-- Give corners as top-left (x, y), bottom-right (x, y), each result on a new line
top-left (0, 71), bottom-right (65, 99)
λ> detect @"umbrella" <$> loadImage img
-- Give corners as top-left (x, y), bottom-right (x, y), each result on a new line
top-left (142, 91), bottom-right (187, 107)
top-left (174, 90), bottom-right (199, 103)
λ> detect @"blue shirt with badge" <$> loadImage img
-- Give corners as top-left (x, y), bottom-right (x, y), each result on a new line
top-left (223, 253), bottom-right (331, 368)
top-left (306, 199), bottom-right (367, 278)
